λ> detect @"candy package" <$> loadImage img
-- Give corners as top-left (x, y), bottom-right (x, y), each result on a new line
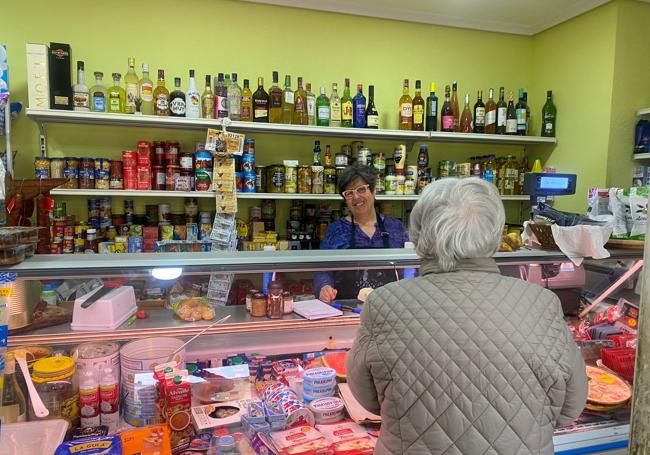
top-left (54, 436), bottom-right (122, 455)
top-left (120, 425), bottom-right (172, 455)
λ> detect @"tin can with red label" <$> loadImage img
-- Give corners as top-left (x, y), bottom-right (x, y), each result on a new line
top-left (122, 150), bottom-right (138, 169)
top-left (50, 239), bottom-right (63, 254)
top-left (123, 167), bottom-right (137, 190)
top-left (137, 141), bottom-right (152, 165)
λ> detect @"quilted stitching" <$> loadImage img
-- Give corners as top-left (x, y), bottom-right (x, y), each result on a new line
top-left (347, 263), bottom-right (587, 455)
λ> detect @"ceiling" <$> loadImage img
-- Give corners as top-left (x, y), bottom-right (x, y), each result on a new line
top-left (239, 0), bottom-right (614, 35)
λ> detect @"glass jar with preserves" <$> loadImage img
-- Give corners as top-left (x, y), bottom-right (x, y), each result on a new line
top-left (267, 282), bottom-right (283, 319)
top-left (251, 292), bottom-right (267, 317)
top-left (311, 166), bottom-right (324, 194)
top-left (323, 167), bottom-right (337, 194)
top-left (31, 356), bottom-right (79, 427)
top-left (282, 291), bottom-right (294, 315)
top-left (255, 165), bottom-right (267, 192)
top-left (268, 165), bottom-right (285, 193)
top-left (298, 165), bottom-right (312, 194)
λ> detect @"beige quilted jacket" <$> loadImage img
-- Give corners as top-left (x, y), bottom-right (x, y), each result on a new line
top-left (346, 258), bottom-right (587, 454)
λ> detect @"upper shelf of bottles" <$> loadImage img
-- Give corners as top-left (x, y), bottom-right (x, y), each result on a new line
top-left (26, 109), bottom-right (557, 146)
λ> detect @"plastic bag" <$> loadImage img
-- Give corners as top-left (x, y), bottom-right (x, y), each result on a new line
top-left (172, 296), bottom-right (214, 322)
top-left (629, 186), bottom-right (647, 239)
top-left (609, 188), bottom-right (630, 239)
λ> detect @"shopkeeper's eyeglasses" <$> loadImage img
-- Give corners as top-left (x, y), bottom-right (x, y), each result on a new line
top-left (342, 184), bottom-right (371, 199)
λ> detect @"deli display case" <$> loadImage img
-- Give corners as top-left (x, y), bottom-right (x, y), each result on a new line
top-left (2, 247), bottom-right (643, 454)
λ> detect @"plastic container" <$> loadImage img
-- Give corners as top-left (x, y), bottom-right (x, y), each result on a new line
top-left (0, 229), bottom-right (19, 250)
top-left (31, 356), bottom-right (79, 427)
top-left (308, 397), bottom-right (345, 424)
top-left (601, 347), bottom-right (636, 383)
top-left (303, 367), bottom-right (337, 387)
top-left (41, 282), bottom-right (57, 306)
top-left (71, 286), bottom-right (137, 331)
top-left (0, 419), bottom-right (69, 455)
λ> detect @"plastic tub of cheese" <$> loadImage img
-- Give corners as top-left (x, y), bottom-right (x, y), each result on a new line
top-left (1, 419), bottom-right (69, 455)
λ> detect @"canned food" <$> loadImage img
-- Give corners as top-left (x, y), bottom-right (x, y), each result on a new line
top-left (63, 157), bottom-right (79, 189)
top-left (243, 171), bottom-right (256, 193)
top-left (311, 166), bottom-right (324, 194)
top-left (79, 158), bottom-right (95, 189)
top-left (35, 157), bottom-right (50, 179)
top-left (122, 150), bottom-right (138, 169)
top-left (242, 153), bottom-right (255, 173)
top-left (137, 141), bottom-right (152, 164)
top-left (255, 166), bottom-right (267, 192)
top-left (158, 204), bottom-right (171, 223)
top-left (94, 158), bottom-right (111, 189)
top-left (50, 158), bottom-right (65, 179)
top-left (284, 165), bottom-right (297, 194)
top-left (298, 165), bottom-right (312, 194)
top-left (110, 160), bottom-right (123, 189)
top-left (152, 165), bottom-right (165, 190)
top-left (244, 138), bottom-right (255, 156)
top-left (268, 165), bottom-right (285, 193)
top-left (165, 141), bottom-right (180, 165)
top-left (324, 167), bottom-right (336, 194)
top-left (50, 239), bottom-right (63, 254)
top-left (160, 223), bottom-right (173, 240)
top-left (153, 141), bottom-right (166, 165)
top-left (123, 167), bottom-right (137, 190)
top-left (195, 152), bottom-right (213, 191)
top-left (235, 172), bottom-right (244, 192)
top-left (166, 165), bottom-right (180, 191)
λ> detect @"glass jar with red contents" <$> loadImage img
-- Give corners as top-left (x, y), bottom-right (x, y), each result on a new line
top-left (166, 165), bottom-right (180, 191)
top-left (152, 165), bottom-right (165, 190)
top-left (165, 141), bottom-right (180, 166)
top-left (153, 141), bottom-right (166, 165)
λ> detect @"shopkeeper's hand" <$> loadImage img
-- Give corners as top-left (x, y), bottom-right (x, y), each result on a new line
top-left (319, 285), bottom-right (338, 304)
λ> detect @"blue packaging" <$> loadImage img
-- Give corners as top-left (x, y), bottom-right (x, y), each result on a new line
top-left (302, 381), bottom-right (336, 396)
top-left (303, 367), bottom-right (337, 387)
top-left (127, 236), bottom-right (143, 253)
top-left (243, 171), bottom-right (256, 192)
top-left (242, 153), bottom-right (256, 172)
top-left (54, 436), bottom-right (122, 455)
top-left (264, 403), bottom-right (286, 425)
top-left (247, 401), bottom-right (266, 424)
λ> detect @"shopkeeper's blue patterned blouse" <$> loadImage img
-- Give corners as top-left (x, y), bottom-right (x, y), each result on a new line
top-left (313, 214), bottom-right (409, 297)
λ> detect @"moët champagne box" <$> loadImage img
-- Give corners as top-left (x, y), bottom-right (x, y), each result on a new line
top-left (26, 43), bottom-right (50, 110)
top-left (48, 42), bottom-right (72, 110)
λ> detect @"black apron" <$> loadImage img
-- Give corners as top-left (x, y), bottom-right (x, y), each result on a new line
top-left (333, 212), bottom-right (398, 300)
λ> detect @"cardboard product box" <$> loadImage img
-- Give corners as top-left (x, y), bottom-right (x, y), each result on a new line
top-left (26, 43), bottom-right (50, 109)
top-left (48, 42), bottom-right (72, 110)
top-left (191, 400), bottom-right (247, 432)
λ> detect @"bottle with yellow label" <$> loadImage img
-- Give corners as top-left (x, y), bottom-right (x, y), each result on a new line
top-left (341, 78), bottom-right (353, 127)
top-left (412, 80), bottom-right (425, 131)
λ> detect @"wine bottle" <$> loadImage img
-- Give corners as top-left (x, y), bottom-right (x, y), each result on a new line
top-left (506, 91), bottom-right (517, 135)
top-left (425, 83), bottom-right (438, 132)
top-left (496, 87), bottom-right (507, 134)
top-left (441, 85), bottom-right (454, 132)
top-left (541, 90), bottom-right (556, 137)
top-left (515, 88), bottom-right (527, 136)
top-left (366, 85), bottom-right (379, 129)
top-left (485, 88), bottom-right (496, 134)
top-left (459, 93), bottom-right (473, 133)
top-left (473, 90), bottom-right (485, 133)
top-left (451, 81), bottom-right (459, 131)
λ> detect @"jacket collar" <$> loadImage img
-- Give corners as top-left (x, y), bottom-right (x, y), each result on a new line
top-left (420, 257), bottom-right (500, 276)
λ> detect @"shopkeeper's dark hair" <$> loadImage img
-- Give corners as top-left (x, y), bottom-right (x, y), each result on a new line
top-left (338, 164), bottom-right (377, 195)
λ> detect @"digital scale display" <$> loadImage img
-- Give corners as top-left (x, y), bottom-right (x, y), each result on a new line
top-left (523, 173), bottom-right (577, 197)
top-left (539, 176), bottom-right (570, 190)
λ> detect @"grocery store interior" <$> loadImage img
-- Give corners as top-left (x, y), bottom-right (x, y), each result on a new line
top-left (1, 0), bottom-right (650, 453)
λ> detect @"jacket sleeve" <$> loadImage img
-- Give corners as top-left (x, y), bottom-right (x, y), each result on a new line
top-left (556, 331), bottom-right (588, 426)
top-left (346, 296), bottom-right (382, 415)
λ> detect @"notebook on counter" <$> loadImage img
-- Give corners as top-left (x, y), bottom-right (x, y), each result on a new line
top-left (292, 299), bottom-right (343, 320)
top-left (338, 383), bottom-right (382, 424)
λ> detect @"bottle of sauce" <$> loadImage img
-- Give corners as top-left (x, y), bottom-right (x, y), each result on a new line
top-left (417, 145), bottom-right (429, 169)
top-left (267, 282), bottom-right (283, 319)
top-left (85, 229), bottom-right (98, 254)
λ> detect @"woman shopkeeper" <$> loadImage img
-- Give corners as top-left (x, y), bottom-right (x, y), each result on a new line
top-left (314, 164), bottom-right (409, 303)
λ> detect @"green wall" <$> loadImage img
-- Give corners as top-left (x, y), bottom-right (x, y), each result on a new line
top-left (3, 0), bottom-right (648, 222)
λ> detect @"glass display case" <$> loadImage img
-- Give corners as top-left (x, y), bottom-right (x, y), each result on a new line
top-left (3, 247), bottom-right (642, 454)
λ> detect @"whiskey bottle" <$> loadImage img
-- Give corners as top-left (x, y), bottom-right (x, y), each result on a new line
top-left (253, 77), bottom-right (269, 122)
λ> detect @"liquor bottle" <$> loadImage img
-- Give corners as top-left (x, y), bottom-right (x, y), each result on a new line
top-left (523, 91), bottom-right (531, 135)
top-left (201, 75), bottom-right (215, 119)
top-left (451, 81), bottom-right (459, 131)
top-left (473, 90), bottom-right (485, 133)
top-left (139, 64), bottom-right (154, 115)
top-left (353, 84), bottom-right (367, 128)
top-left (253, 77), bottom-right (270, 122)
top-left (425, 83), bottom-right (438, 132)
top-left (89, 72), bottom-right (107, 112)
top-left (441, 85), bottom-right (454, 132)
top-left (330, 83), bottom-right (341, 127)
top-left (341, 78), bottom-right (353, 127)
top-left (316, 86), bottom-right (330, 126)
top-left (0, 354), bottom-right (27, 423)
top-left (227, 73), bottom-right (242, 121)
top-left (292, 77), bottom-right (307, 125)
top-left (153, 70), bottom-right (170, 116)
top-left (324, 145), bottom-right (333, 166)
top-left (516, 156), bottom-right (529, 194)
top-left (72, 61), bottom-right (90, 111)
top-left (124, 57), bottom-right (139, 114)
top-left (269, 71), bottom-right (283, 123)
top-left (215, 73), bottom-right (228, 119)
top-left (412, 80), bottom-right (425, 131)
top-left (515, 88), bottom-right (527, 135)
top-left (484, 88), bottom-right (496, 134)
top-left (366, 85), bottom-right (379, 129)
top-left (169, 77), bottom-right (186, 117)
top-left (541, 90), bottom-right (556, 137)
top-left (282, 75), bottom-right (294, 124)
top-left (306, 83), bottom-right (317, 126)
top-left (313, 140), bottom-right (322, 165)
top-left (107, 73), bottom-right (125, 113)
top-left (398, 79), bottom-right (413, 130)
top-left (506, 91), bottom-right (517, 135)
top-left (241, 79), bottom-right (253, 122)
top-left (495, 87), bottom-right (507, 134)
top-left (504, 155), bottom-right (519, 195)
top-left (185, 70), bottom-right (201, 119)
top-left (459, 93), bottom-right (473, 133)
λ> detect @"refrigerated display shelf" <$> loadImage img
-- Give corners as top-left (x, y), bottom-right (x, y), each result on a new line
top-left (27, 109), bottom-right (557, 145)
top-left (49, 187), bottom-right (530, 202)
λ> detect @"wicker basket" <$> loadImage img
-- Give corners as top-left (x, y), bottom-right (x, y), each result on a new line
top-left (528, 223), bottom-right (559, 250)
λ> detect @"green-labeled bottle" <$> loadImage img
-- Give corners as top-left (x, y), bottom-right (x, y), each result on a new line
top-left (341, 78), bottom-right (353, 127)
top-left (541, 90), bottom-right (556, 137)
top-left (107, 73), bottom-right (125, 113)
top-left (316, 87), bottom-right (330, 127)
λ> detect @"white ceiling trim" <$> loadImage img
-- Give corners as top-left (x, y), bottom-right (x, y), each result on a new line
top-left (240, 0), bottom-right (612, 36)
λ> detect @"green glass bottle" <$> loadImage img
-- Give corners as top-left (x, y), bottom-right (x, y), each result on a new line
top-left (316, 87), bottom-right (330, 127)
top-left (107, 73), bottom-right (125, 113)
top-left (541, 90), bottom-right (556, 137)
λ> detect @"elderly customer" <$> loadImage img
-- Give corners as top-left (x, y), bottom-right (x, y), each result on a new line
top-left (346, 177), bottom-right (587, 454)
